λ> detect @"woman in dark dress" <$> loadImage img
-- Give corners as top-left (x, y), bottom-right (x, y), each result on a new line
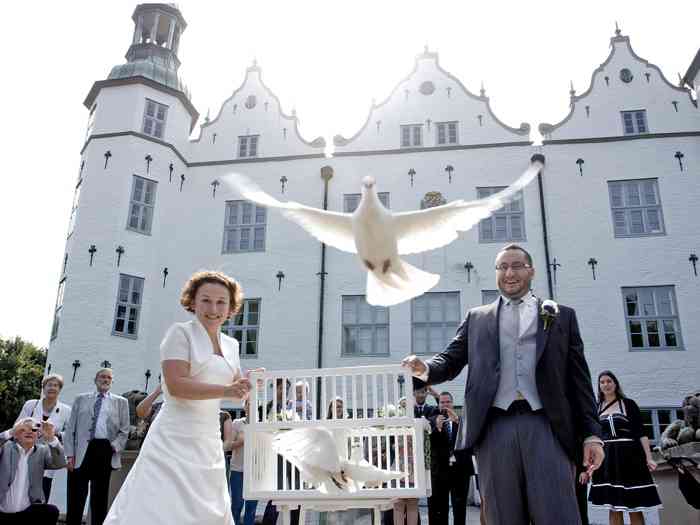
top-left (588, 371), bottom-right (662, 525)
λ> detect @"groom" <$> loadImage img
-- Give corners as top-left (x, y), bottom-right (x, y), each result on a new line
top-left (403, 244), bottom-right (603, 525)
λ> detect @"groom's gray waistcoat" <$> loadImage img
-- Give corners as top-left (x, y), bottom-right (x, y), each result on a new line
top-left (492, 300), bottom-right (542, 410)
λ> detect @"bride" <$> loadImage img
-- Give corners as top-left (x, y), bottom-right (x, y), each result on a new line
top-left (104, 271), bottom-right (253, 524)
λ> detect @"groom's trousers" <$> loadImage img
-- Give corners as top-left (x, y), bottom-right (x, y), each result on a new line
top-left (474, 401), bottom-right (581, 525)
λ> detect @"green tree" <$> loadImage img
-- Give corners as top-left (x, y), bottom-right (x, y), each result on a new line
top-left (0, 336), bottom-right (46, 432)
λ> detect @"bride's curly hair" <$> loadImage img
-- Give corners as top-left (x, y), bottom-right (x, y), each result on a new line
top-left (180, 270), bottom-right (244, 316)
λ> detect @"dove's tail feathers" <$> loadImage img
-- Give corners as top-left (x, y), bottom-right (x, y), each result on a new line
top-left (366, 259), bottom-right (439, 307)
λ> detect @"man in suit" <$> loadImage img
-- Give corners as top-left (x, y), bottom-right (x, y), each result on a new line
top-left (64, 368), bottom-right (130, 525)
top-left (413, 386), bottom-right (438, 419)
top-left (0, 418), bottom-right (66, 524)
top-left (403, 243), bottom-right (604, 525)
top-left (428, 392), bottom-right (473, 525)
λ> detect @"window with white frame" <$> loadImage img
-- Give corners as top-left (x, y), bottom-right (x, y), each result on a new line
top-left (238, 135), bottom-right (259, 158)
top-left (223, 200), bottom-right (267, 253)
top-left (400, 124), bottom-right (423, 147)
top-left (222, 299), bottom-right (260, 357)
top-left (142, 99), bottom-right (168, 139)
top-left (622, 286), bottom-right (682, 350)
top-left (412, 292), bottom-right (461, 354)
top-left (344, 192), bottom-right (390, 213)
top-left (50, 278), bottom-right (66, 340)
top-left (342, 296), bottom-right (389, 356)
top-left (640, 407), bottom-right (683, 444)
top-left (481, 290), bottom-right (500, 305)
top-left (67, 181), bottom-right (82, 238)
top-left (127, 176), bottom-right (157, 235)
top-left (621, 110), bottom-right (648, 135)
top-left (112, 275), bottom-right (144, 338)
top-left (436, 121), bottom-right (458, 145)
top-left (477, 187), bottom-right (525, 242)
top-left (608, 179), bottom-right (665, 237)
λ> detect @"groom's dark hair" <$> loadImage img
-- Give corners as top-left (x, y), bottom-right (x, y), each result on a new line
top-left (498, 243), bottom-right (533, 266)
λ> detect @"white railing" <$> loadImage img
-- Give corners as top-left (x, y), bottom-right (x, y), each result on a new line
top-left (243, 365), bottom-right (427, 501)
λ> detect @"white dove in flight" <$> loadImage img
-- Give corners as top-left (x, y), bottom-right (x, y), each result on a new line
top-left (226, 155), bottom-right (544, 306)
top-left (271, 427), bottom-right (404, 494)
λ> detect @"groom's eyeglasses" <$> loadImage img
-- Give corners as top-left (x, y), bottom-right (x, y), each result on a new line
top-left (495, 263), bottom-right (532, 272)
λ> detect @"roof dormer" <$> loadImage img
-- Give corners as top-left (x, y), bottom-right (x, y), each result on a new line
top-left (539, 25), bottom-right (699, 142)
top-left (333, 47), bottom-right (530, 153)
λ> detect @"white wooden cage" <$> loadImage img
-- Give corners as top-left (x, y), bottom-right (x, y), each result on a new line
top-left (243, 365), bottom-right (427, 502)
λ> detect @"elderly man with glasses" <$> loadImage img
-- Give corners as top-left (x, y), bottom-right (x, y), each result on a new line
top-left (0, 417), bottom-right (67, 524)
top-left (404, 243), bottom-right (603, 525)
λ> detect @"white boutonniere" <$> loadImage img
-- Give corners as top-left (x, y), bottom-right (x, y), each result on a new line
top-left (540, 299), bottom-right (559, 331)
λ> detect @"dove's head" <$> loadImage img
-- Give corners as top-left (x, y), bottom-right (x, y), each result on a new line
top-left (361, 176), bottom-right (376, 191)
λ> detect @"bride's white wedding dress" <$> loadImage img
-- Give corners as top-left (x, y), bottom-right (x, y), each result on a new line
top-left (104, 319), bottom-right (240, 525)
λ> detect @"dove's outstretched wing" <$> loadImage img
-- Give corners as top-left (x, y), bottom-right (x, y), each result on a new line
top-left (226, 173), bottom-right (357, 253)
top-left (342, 460), bottom-right (405, 484)
top-left (392, 160), bottom-right (542, 255)
top-left (272, 427), bottom-right (341, 474)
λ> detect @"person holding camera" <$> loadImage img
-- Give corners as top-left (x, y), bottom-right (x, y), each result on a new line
top-left (0, 417), bottom-right (67, 524)
top-left (428, 392), bottom-right (473, 525)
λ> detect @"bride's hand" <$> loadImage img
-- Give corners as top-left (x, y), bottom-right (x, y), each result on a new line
top-left (225, 377), bottom-right (251, 400)
top-left (245, 367), bottom-right (266, 388)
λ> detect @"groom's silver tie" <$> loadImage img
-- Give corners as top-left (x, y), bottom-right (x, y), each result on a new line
top-left (507, 299), bottom-right (524, 402)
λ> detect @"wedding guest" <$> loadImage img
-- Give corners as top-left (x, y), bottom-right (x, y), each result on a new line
top-left (135, 384), bottom-right (163, 426)
top-left (428, 392), bottom-right (472, 525)
top-left (230, 401), bottom-right (257, 525)
top-left (413, 387), bottom-right (438, 419)
top-left (392, 435), bottom-right (419, 525)
top-left (221, 410), bottom-right (234, 485)
top-left (0, 418), bottom-right (67, 524)
top-left (1, 374), bottom-right (71, 500)
top-left (64, 368), bottom-right (130, 525)
top-left (588, 371), bottom-right (662, 525)
top-left (287, 381), bottom-right (312, 420)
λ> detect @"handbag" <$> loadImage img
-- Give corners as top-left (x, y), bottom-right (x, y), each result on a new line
top-left (667, 457), bottom-right (700, 510)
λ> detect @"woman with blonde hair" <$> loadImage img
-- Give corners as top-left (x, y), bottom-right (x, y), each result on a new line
top-left (104, 271), bottom-right (254, 525)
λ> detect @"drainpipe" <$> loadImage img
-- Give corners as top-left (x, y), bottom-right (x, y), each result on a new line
top-left (532, 153), bottom-right (554, 299)
top-left (316, 165), bottom-right (333, 414)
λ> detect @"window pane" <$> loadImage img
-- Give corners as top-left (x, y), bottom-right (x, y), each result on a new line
top-left (495, 216), bottom-right (507, 240)
top-left (140, 206), bottom-right (151, 232)
top-left (629, 320), bottom-right (643, 347)
top-left (358, 327), bottom-right (372, 354)
top-left (344, 327), bottom-right (357, 354)
top-left (401, 127), bottom-right (410, 147)
top-left (225, 229), bottom-right (237, 252)
top-left (239, 137), bottom-right (247, 157)
top-left (480, 219), bottom-right (493, 240)
top-left (610, 184), bottom-right (623, 207)
top-left (646, 320), bottom-right (659, 347)
top-left (623, 112), bottom-right (634, 134)
top-left (510, 215), bottom-right (523, 239)
top-left (625, 182), bottom-right (640, 206)
top-left (249, 136), bottom-right (258, 156)
top-left (412, 126), bottom-right (421, 146)
top-left (642, 181), bottom-right (657, 205)
top-left (239, 228), bottom-right (250, 250)
top-left (343, 298), bottom-right (357, 324)
top-left (656, 289), bottom-right (673, 316)
top-left (129, 204), bottom-right (141, 229)
top-left (374, 306), bottom-right (389, 324)
top-left (376, 327), bottom-right (388, 354)
top-left (646, 208), bottom-right (661, 232)
top-left (640, 409), bottom-right (654, 439)
top-left (636, 111), bottom-right (647, 133)
top-left (437, 124), bottom-right (446, 144)
top-left (358, 302), bottom-right (372, 324)
top-left (629, 210), bottom-right (644, 234)
top-left (114, 318), bottom-right (125, 333)
top-left (625, 291), bottom-right (638, 316)
top-left (413, 326), bottom-right (427, 353)
top-left (144, 181), bottom-right (155, 204)
top-left (413, 297), bottom-right (427, 322)
top-left (156, 104), bottom-right (166, 121)
top-left (448, 122), bottom-right (457, 143)
top-left (154, 122), bottom-right (163, 138)
top-left (428, 296), bottom-right (442, 322)
top-left (445, 294), bottom-right (460, 322)
top-left (428, 326), bottom-right (443, 353)
top-left (253, 227), bottom-right (265, 250)
top-left (640, 289), bottom-right (655, 316)
top-left (246, 329), bottom-right (257, 355)
top-left (241, 203), bottom-right (252, 224)
top-left (255, 206), bottom-right (266, 223)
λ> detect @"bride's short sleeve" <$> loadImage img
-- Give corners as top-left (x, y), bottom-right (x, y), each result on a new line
top-left (160, 324), bottom-right (191, 363)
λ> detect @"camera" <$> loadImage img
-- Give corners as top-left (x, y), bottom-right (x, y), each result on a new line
top-left (440, 409), bottom-right (448, 417)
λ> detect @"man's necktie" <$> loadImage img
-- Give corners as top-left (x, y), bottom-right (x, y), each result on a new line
top-left (89, 393), bottom-right (104, 440)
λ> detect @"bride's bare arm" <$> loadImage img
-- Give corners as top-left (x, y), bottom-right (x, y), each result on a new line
top-left (162, 360), bottom-right (250, 400)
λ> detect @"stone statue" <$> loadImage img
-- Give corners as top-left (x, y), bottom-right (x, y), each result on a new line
top-left (122, 390), bottom-right (148, 450)
top-left (659, 391), bottom-right (700, 449)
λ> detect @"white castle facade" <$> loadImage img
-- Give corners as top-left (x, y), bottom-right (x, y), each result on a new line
top-left (49, 4), bottom-right (700, 447)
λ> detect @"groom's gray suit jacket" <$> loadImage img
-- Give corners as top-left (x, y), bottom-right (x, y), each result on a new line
top-left (64, 391), bottom-right (130, 469)
top-left (420, 298), bottom-right (600, 460)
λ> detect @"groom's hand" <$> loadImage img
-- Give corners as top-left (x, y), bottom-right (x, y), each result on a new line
top-left (583, 441), bottom-right (605, 474)
top-left (401, 355), bottom-right (427, 377)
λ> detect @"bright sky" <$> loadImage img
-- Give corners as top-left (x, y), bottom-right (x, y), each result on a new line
top-left (0, 1), bottom-right (697, 348)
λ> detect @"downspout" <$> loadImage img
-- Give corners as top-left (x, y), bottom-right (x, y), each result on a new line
top-left (532, 153), bottom-right (554, 299)
top-left (316, 165), bottom-right (333, 414)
